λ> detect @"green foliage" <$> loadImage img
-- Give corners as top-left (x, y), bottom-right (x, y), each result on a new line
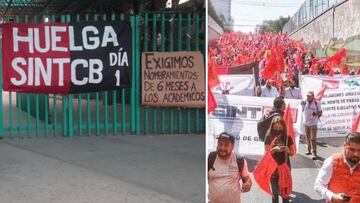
top-left (256, 16), bottom-right (290, 33)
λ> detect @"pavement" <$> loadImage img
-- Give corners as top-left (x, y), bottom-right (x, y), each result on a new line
top-left (241, 136), bottom-right (345, 203)
top-left (0, 134), bottom-right (205, 203)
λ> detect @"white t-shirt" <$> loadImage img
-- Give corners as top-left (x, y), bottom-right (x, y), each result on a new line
top-left (260, 86), bottom-right (279, 97)
top-left (303, 100), bottom-right (322, 126)
top-left (284, 87), bottom-right (302, 99)
top-left (208, 153), bottom-right (249, 203)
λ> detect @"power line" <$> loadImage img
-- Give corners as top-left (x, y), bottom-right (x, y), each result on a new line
top-left (233, 1), bottom-right (301, 8)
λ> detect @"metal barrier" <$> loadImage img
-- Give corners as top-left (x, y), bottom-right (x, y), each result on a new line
top-left (0, 11), bottom-right (205, 138)
top-left (283, 0), bottom-right (346, 34)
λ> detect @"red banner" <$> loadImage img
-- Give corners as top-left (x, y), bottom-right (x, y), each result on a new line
top-left (2, 22), bottom-right (132, 94)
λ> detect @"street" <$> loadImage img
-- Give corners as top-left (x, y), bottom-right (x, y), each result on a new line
top-left (241, 137), bottom-right (344, 203)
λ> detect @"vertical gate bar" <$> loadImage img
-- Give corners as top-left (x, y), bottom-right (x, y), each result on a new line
top-left (111, 13), bottom-right (118, 136)
top-left (67, 14), bottom-right (73, 137)
top-left (96, 93), bottom-right (100, 136)
top-left (104, 91), bottom-right (108, 136)
top-left (130, 16), bottom-right (136, 133)
top-left (9, 92), bottom-right (12, 135)
top-left (121, 89), bottom-right (126, 135)
top-left (112, 90), bottom-right (117, 136)
top-left (36, 94), bottom-right (39, 136)
top-left (186, 13), bottom-right (191, 134)
top-left (120, 14), bottom-right (126, 135)
top-left (144, 13), bottom-right (149, 134)
top-left (17, 94), bottom-right (22, 137)
top-left (195, 12), bottom-right (200, 133)
top-left (75, 14), bottom-right (82, 136)
top-left (0, 85), bottom-right (1, 139)
top-left (53, 94), bottom-right (57, 136)
top-left (0, 42), bottom-right (3, 137)
top-left (62, 96), bottom-right (67, 137)
top-left (87, 93), bottom-right (91, 136)
top-left (202, 14), bottom-right (206, 132)
top-left (102, 11), bottom-right (108, 136)
top-left (135, 16), bottom-right (141, 134)
top-left (169, 13), bottom-right (174, 134)
top-left (60, 15), bottom-right (67, 137)
top-left (177, 13), bottom-right (183, 134)
top-left (94, 14), bottom-right (100, 136)
top-left (152, 13), bottom-right (157, 134)
top-left (45, 94), bottom-right (49, 137)
top-left (78, 94), bottom-right (82, 136)
top-left (27, 94), bottom-right (31, 136)
top-left (84, 14), bottom-right (90, 136)
top-left (161, 13), bottom-right (165, 134)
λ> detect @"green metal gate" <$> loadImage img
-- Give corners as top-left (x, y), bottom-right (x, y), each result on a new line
top-left (0, 11), bottom-right (205, 138)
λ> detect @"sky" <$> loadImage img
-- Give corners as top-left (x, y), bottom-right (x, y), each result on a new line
top-left (231, 0), bottom-right (305, 33)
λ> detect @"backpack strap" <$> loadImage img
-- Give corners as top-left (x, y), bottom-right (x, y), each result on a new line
top-left (235, 153), bottom-right (245, 174)
top-left (208, 151), bottom-right (217, 171)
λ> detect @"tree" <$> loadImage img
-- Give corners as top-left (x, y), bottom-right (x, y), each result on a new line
top-left (255, 16), bottom-right (290, 33)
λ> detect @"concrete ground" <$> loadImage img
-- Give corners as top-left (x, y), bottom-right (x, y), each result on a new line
top-left (0, 134), bottom-right (205, 203)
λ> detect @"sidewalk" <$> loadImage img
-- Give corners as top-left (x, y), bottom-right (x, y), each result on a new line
top-left (0, 134), bottom-right (205, 203)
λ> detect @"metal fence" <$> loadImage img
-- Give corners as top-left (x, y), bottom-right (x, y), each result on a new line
top-left (283, 0), bottom-right (346, 34)
top-left (0, 11), bottom-right (205, 138)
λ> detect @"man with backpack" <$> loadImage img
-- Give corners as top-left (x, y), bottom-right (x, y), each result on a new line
top-left (257, 96), bottom-right (286, 142)
top-left (208, 132), bottom-right (252, 203)
top-left (302, 91), bottom-right (322, 160)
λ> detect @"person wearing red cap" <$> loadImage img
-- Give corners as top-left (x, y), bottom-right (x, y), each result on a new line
top-left (208, 132), bottom-right (252, 203)
top-left (314, 133), bottom-right (360, 203)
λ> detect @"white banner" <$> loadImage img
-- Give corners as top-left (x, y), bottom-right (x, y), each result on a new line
top-left (207, 95), bottom-right (302, 155)
top-left (300, 75), bottom-right (360, 137)
top-left (212, 74), bottom-right (255, 96)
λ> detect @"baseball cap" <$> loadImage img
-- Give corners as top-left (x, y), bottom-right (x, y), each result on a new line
top-left (217, 132), bottom-right (235, 144)
top-left (307, 91), bottom-right (315, 96)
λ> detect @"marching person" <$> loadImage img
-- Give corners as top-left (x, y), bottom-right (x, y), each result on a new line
top-left (314, 132), bottom-right (360, 203)
top-left (260, 79), bottom-right (280, 97)
top-left (264, 116), bottom-right (296, 203)
top-left (284, 80), bottom-right (302, 99)
top-left (302, 91), bottom-right (322, 159)
top-left (208, 132), bottom-right (252, 203)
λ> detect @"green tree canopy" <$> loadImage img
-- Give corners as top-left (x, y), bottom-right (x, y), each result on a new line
top-left (255, 16), bottom-right (290, 33)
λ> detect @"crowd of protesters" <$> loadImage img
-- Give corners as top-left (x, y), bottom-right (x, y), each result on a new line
top-left (208, 32), bottom-right (358, 92)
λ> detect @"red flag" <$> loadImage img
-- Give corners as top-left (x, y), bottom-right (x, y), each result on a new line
top-left (208, 86), bottom-right (217, 113)
top-left (341, 64), bottom-right (349, 75)
top-left (352, 113), bottom-right (360, 133)
top-left (294, 52), bottom-right (303, 72)
top-left (262, 50), bottom-right (278, 80)
top-left (208, 58), bottom-right (220, 114)
top-left (277, 164), bottom-right (292, 199)
top-left (208, 58), bottom-right (220, 89)
top-left (253, 138), bottom-right (278, 196)
top-left (284, 104), bottom-right (296, 152)
top-left (324, 48), bottom-right (347, 71)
